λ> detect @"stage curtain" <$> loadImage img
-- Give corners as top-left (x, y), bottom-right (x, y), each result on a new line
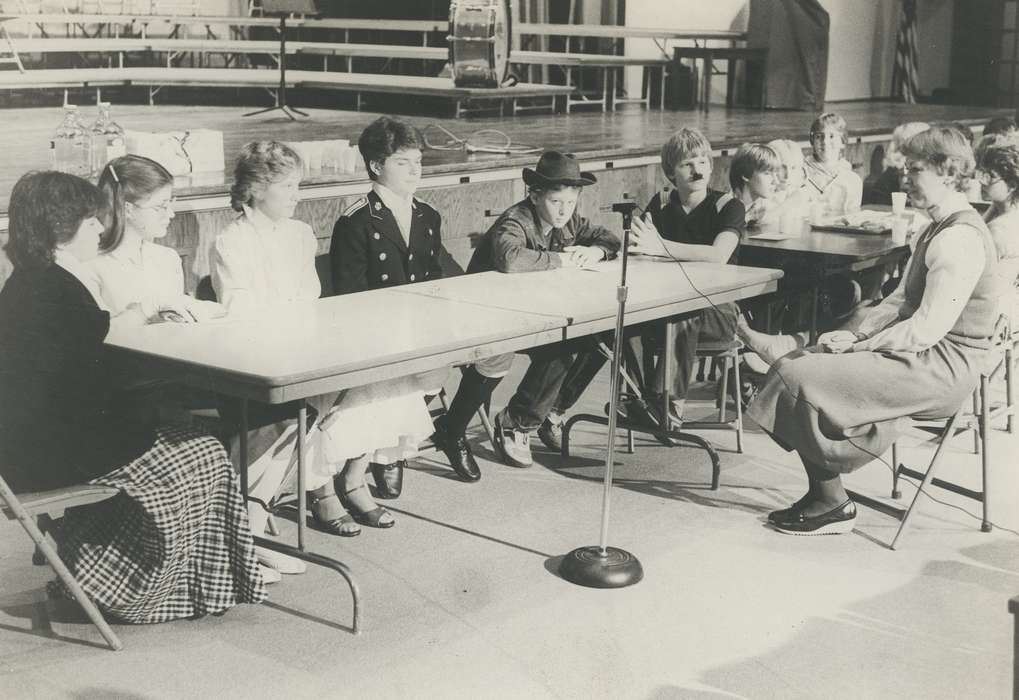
top-left (748, 0), bottom-right (829, 111)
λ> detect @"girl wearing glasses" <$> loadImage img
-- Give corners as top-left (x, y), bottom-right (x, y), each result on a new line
top-left (977, 140), bottom-right (1019, 323)
top-left (89, 155), bottom-right (223, 323)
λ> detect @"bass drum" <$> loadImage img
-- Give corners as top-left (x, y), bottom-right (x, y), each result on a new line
top-left (448, 0), bottom-right (512, 88)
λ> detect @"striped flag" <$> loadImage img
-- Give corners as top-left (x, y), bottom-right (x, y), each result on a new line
top-left (892, 0), bottom-right (919, 103)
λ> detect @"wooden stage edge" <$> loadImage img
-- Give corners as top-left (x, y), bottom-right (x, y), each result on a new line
top-left (0, 100), bottom-right (1010, 286)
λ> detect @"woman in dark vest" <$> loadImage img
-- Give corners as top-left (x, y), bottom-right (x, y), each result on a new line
top-left (0, 171), bottom-right (265, 622)
top-left (748, 127), bottom-right (999, 535)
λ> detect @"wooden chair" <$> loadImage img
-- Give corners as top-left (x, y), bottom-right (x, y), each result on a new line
top-left (0, 474), bottom-right (123, 650)
top-left (681, 338), bottom-right (745, 453)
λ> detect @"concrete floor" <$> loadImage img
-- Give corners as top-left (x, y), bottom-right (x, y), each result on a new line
top-left (1, 362), bottom-right (1016, 699)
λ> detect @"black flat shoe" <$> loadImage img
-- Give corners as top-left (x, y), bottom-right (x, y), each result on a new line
top-left (767, 492), bottom-right (815, 524)
top-left (370, 460), bottom-right (404, 499)
top-left (432, 421), bottom-right (481, 482)
top-left (771, 499), bottom-right (857, 536)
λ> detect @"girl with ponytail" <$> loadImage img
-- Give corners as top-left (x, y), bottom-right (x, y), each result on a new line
top-left (90, 155), bottom-right (223, 322)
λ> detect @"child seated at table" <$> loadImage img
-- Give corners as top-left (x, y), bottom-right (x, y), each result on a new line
top-left (331, 115), bottom-right (501, 487)
top-left (977, 140), bottom-right (1019, 324)
top-left (89, 154), bottom-right (304, 581)
top-left (766, 138), bottom-right (812, 222)
top-left (805, 112), bottom-right (862, 216)
top-left (624, 127), bottom-right (746, 426)
top-left (213, 141), bottom-right (433, 535)
top-left (467, 150), bottom-right (620, 468)
top-left (863, 121), bottom-right (929, 206)
top-left (731, 143), bottom-right (781, 227)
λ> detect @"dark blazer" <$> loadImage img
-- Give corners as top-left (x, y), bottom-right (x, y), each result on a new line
top-left (0, 264), bottom-right (153, 492)
top-left (467, 198), bottom-right (621, 274)
top-left (330, 189), bottom-right (445, 295)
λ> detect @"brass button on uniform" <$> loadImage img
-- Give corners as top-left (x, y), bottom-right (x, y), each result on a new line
top-left (379, 252), bottom-right (387, 261)
top-left (381, 273), bottom-right (389, 281)
top-left (408, 253), bottom-right (414, 261)
top-left (373, 232), bottom-right (381, 240)
top-left (410, 274), bottom-right (416, 281)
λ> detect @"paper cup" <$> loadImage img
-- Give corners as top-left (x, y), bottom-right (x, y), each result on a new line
top-left (891, 191), bottom-right (907, 215)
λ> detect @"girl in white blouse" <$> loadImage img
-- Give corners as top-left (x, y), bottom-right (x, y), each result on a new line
top-left (213, 141), bottom-right (433, 536)
top-left (90, 155), bottom-right (223, 322)
top-left (90, 155), bottom-right (301, 581)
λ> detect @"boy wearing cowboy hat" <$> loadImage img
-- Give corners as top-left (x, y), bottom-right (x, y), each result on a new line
top-left (467, 150), bottom-right (621, 468)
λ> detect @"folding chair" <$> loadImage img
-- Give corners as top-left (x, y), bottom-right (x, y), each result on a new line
top-left (0, 474), bottom-right (123, 651)
top-left (681, 338), bottom-right (745, 453)
top-left (844, 315), bottom-right (1013, 549)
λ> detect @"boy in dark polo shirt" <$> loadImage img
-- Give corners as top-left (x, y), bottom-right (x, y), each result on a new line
top-left (539, 128), bottom-right (745, 447)
top-left (631, 127), bottom-right (746, 423)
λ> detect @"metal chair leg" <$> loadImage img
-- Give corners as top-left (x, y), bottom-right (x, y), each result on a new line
top-left (733, 355), bottom-right (744, 454)
top-left (1007, 344), bottom-right (1015, 434)
top-left (891, 412), bottom-right (962, 550)
top-left (971, 390), bottom-right (980, 454)
top-left (980, 373), bottom-right (992, 532)
top-left (891, 441), bottom-right (902, 499)
top-left (0, 480), bottom-right (122, 651)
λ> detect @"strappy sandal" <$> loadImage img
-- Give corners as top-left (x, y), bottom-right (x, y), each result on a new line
top-left (340, 484), bottom-right (395, 529)
top-left (308, 493), bottom-right (361, 537)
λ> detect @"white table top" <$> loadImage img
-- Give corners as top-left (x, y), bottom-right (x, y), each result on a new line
top-left (106, 289), bottom-right (566, 403)
top-left (106, 260), bottom-right (781, 403)
top-left (393, 257), bottom-right (782, 338)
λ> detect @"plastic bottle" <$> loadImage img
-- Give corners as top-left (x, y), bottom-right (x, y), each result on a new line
top-left (52, 105), bottom-right (89, 176)
top-left (90, 102), bottom-right (126, 177)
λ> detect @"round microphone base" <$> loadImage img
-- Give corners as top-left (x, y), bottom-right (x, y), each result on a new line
top-left (558, 546), bottom-right (643, 589)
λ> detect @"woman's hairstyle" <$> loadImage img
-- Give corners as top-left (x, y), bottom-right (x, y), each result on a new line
top-left (4, 171), bottom-right (104, 270)
top-left (230, 141), bottom-right (303, 212)
top-left (809, 112), bottom-right (849, 144)
top-left (729, 143), bottom-right (780, 193)
top-left (946, 121), bottom-right (976, 145)
top-left (660, 127), bottom-right (713, 177)
top-left (973, 132), bottom-right (1019, 168)
top-left (357, 116), bottom-right (423, 181)
top-left (884, 121), bottom-right (930, 169)
top-left (96, 154), bottom-right (173, 252)
top-left (900, 126), bottom-right (976, 186)
top-left (985, 116), bottom-right (1018, 137)
top-left (977, 142), bottom-right (1019, 205)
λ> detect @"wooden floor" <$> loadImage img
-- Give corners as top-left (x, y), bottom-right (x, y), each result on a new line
top-left (0, 99), bottom-right (1010, 209)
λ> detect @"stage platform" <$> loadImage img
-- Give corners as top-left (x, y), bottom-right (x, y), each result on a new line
top-left (0, 100), bottom-right (1010, 286)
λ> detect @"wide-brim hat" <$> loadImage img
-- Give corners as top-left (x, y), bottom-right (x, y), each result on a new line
top-left (522, 151), bottom-right (597, 188)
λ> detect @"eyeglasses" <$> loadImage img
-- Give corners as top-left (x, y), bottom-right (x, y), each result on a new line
top-left (132, 198), bottom-right (176, 214)
top-left (978, 171), bottom-right (1003, 187)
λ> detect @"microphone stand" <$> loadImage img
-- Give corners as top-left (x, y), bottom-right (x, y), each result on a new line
top-left (559, 201), bottom-right (644, 589)
top-left (244, 14), bottom-right (308, 120)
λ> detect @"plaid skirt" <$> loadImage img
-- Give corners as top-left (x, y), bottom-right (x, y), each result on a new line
top-left (747, 337), bottom-right (983, 474)
top-left (49, 426), bottom-right (267, 623)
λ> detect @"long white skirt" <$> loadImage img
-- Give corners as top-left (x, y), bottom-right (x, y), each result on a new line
top-left (306, 373), bottom-right (440, 486)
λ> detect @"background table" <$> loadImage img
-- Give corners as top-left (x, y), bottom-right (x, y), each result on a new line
top-left (740, 220), bottom-right (911, 342)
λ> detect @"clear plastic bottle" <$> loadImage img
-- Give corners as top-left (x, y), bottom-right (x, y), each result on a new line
top-left (90, 102), bottom-right (126, 177)
top-left (53, 105), bottom-right (89, 176)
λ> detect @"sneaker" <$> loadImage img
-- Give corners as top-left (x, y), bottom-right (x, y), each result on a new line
top-left (494, 409), bottom-right (533, 468)
top-left (537, 410), bottom-right (564, 451)
top-left (259, 564), bottom-right (282, 585)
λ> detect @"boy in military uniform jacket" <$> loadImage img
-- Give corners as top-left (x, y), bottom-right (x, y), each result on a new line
top-left (468, 151), bottom-right (620, 468)
top-left (330, 116), bottom-right (492, 489)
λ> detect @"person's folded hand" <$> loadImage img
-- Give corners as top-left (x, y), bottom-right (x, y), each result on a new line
top-left (628, 214), bottom-right (669, 257)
